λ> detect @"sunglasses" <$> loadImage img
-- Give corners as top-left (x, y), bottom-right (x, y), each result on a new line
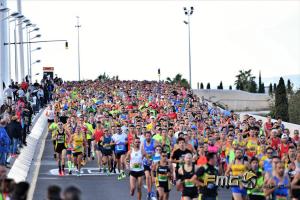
top-left (161, 154), bottom-right (167, 157)
top-left (267, 152), bottom-right (273, 154)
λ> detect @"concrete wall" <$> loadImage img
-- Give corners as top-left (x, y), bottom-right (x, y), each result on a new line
top-left (193, 89), bottom-right (272, 111)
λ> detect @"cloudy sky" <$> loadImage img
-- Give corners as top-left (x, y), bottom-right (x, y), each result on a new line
top-left (7, 0), bottom-right (300, 89)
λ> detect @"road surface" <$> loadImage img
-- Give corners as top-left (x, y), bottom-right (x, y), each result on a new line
top-left (33, 133), bottom-right (232, 200)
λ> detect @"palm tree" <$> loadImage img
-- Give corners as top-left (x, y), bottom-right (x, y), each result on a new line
top-left (234, 69), bottom-right (257, 93)
top-left (166, 73), bottom-right (190, 89)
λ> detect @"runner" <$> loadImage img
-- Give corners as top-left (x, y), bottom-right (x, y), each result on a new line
top-left (247, 157), bottom-right (265, 200)
top-left (225, 148), bottom-right (248, 200)
top-left (49, 117), bottom-right (59, 159)
top-left (152, 150), bottom-right (172, 200)
top-left (70, 126), bottom-right (86, 176)
top-left (264, 161), bottom-right (290, 200)
top-left (192, 152), bottom-right (218, 200)
top-left (111, 125), bottom-right (127, 180)
top-left (141, 131), bottom-right (156, 199)
top-left (101, 128), bottom-right (113, 175)
top-left (54, 122), bottom-right (67, 176)
top-left (177, 153), bottom-right (198, 200)
top-left (93, 122), bottom-right (104, 172)
top-left (127, 137), bottom-right (146, 200)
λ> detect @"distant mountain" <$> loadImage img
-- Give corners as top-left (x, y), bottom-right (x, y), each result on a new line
top-left (262, 74), bottom-right (300, 90)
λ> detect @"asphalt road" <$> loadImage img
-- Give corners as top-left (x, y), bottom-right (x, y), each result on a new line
top-left (33, 133), bottom-right (233, 200)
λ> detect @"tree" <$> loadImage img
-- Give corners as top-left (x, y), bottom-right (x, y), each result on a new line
top-left (218, 81), bottom-right (223, 90)
top-left (274, 77), bottom-right (289, 122)
top-left (166, 74), bottom-right (190, 89)
top-left (261, 83), bottom-right (265, 93)
top-left (269, 83), bottom-right (273, 96)
top-left (229, 85), bottom-right (232, 90)
top-left (288, 90), bottom-right (300, 124)
top-left (200, 82), bottom-right (204, 89)
top-left (258, 71), bottom-right (265, 93)
top-left (234, 69), bottom-right (257, 93)
top-left (98, 72), bottom-right (110, 81)
top-left (206, 83), bottom-right (211, 89)
top-left (274, 83), bottom-right (277, 92)
top-left (287, 79), bottom-right (294, 95)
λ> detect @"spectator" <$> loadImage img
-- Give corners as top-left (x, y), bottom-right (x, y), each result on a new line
top-left (6, 116), bottom-right (22, 157)
top-left (0, 120), bottom-right (10, 166)
top-left (47, 185), bottom-right (62, 200)
top-left (11, 181), bottom-right (29, 200)
top-left (63, 186), bottom-right (81, 200)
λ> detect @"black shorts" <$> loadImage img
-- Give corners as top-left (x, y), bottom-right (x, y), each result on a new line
top-left (102, 149), bottom-right (113, 156)
top-left (182, 187), bottom-right (198, 199)
top-left (248, 195), bottom-right (265, 200)
top-left (7, 96), bottom-right (12, 100)
top-left (96, 144), bottom-right (103, 151)
top-left (158, 181), bottom-right (170, 193)
top-left (144, 165), bottom-right (151, 172)
top-left (73, 152), bottom-right (83, 157)
top-left (130, 170), bottom-right (145, 178)
top-left (66, 149), bottom-right (72, 155)
top-left (55, 144), bottom-right (66, 153)
top-left (115, 151), bottom-right (126, 159)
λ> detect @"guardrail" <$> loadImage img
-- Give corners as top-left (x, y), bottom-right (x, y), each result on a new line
top-left (7, 109), bottom-right (48, 183)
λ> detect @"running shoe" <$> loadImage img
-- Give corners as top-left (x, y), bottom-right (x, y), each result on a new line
top-left (69, 170), bottom-right (72, 175)
top-left (99, 168), bottom-right (102, 173)
top-left (61, 170), bottom-right (65, 176)
top-left (121, 172), bottom-right (126, 179)
top-left (58, 171), bottom-right (63, 176)
top-left (147, 193), bottom-right (151, 200)
top-left (103, 168), bottom-right (107, 174)
top-left (117, 174), bottom-right (122, 180)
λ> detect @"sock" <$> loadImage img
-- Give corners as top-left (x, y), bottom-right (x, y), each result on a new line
top-left (67, 161), bottom-right (72, 170)
top-left (58, 161), bottom-right (61, 172)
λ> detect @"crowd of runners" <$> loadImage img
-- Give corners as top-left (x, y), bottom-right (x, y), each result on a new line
top-left (47, 79), bottom-right (300, 200)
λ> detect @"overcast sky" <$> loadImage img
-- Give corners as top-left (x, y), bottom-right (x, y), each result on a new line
top-left (7, 0), bottom-right (300, 88)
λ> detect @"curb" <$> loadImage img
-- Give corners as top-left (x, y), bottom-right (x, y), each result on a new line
top-left (7, 109), bottom-right (48, 182)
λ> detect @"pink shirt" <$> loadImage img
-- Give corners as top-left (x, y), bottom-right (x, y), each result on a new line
top-left (208, 145), bottom-right (218, 153)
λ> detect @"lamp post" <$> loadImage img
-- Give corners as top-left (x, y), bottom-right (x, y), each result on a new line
top-left (29, 33), bottom-right (41, 83)
top-left (75, 16), bottom-right (81, 81)
top-left (183, 6), bottom-right (194, 89)
top-left (13, 14), bottom-right (25, 82)
top-left (0, 6), bottom-right (9, 105)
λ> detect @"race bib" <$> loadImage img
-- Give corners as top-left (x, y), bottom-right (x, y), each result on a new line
top-left (158, 174), bottom-right (168, 182)
top-left (132, 163), bottom-right (142, 169)
top-left (184, 180), bottom-right (195, 187)
top-left (116, 144), bottom-right (125, 151)
top-left (276, 196), bottom-right (287, 200)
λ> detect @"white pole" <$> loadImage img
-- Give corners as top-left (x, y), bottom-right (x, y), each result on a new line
top-left (14, 20), bottom-right (19, 83)
top-left (0, 0), bottom-right (8, 105)
top-left (8, 16), bottom-right (11, 85)
top-left (17, 0), bottom-right (25, 82)
top-left (76, 16), bottom-right (81, 81)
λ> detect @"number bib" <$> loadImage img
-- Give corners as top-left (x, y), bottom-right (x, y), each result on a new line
top-left (158, 174), bottom-right (168, 182)
top-left (184, 180), bottom-right (195, 188)
top-left (276, 196), bottom-right (287, 200)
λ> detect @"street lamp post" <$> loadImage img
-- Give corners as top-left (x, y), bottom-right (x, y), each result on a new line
top-left (75, 16), bottom-right (81, 81)
top-left (183, 6), bottom-right (194, 89)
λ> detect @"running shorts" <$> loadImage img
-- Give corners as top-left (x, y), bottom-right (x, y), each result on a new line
top-left (182, 187), bottom-right (198, 199)
top-left (231, 186), bottom-right (247, 196)
top-left (130, 170), bottom-right (145, 178)
top-left (73, 152), bottom-right (83, 157)
top-left (55, 144), bottom-right (66, 153)
top-left (115, 151), bottom-right (126, 159)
